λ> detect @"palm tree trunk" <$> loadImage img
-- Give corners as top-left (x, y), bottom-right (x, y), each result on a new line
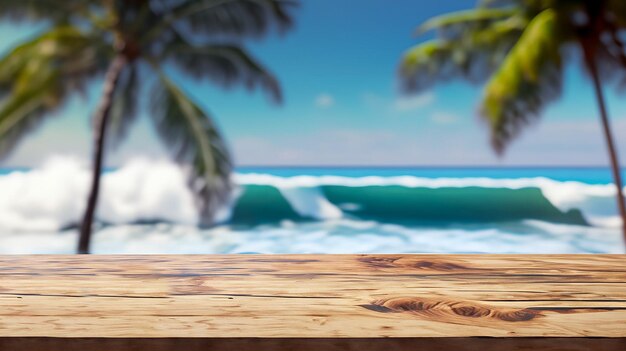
top-left (77, 54), bottom-right (127, 254)
top-left (583, 46), bottom-right (626, 246)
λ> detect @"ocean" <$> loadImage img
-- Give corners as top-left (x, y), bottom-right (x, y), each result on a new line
top-left (0, 157), bottom-right (624, 254)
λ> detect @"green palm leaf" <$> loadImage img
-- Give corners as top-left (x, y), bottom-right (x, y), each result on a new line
top-left (0, 25), bottom-right (110, 159)
top-left (0, 70), bottom-right (61, 158)
top-left (107, 64), bottom-right (139, 149)
top-left (481, 9), bottom-right (564, 153)
top-left (150, 73), bottom-right (233, 224)
top-left (143, 0), bottom-right (296, 44)
top-left (167, 0), bottom-right (294, 36)
top-left (400, 40), bottom-right (459, 91)
top-left (0, 0), bottom-right (89, 22)
top-left (0, 26), bottom-right (106, 93)
top-left (401, 12), bottom-right (526, 92)
top-left (169, 41), bottom-right (282, 102)
top-left (418, 8), bottom-right (517, 35)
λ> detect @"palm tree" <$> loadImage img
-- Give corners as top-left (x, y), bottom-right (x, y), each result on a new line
top-left (399, 0), bottom-right (626, 242)
top-left (0, 0), bottom-right (296, 253)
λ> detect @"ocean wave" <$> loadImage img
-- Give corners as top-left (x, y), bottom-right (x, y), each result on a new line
top-left (0, 157), bottom-right (197, 231)
top-left (0, 157), bottom-right (622, 231)
top-left (235, 173), bottom-right (621, 227)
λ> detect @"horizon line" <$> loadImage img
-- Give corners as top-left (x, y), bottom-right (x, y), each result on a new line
top-left (1, 164), bottom-right (624, 170)
top-left (235, 165), bottom-right (623, 169)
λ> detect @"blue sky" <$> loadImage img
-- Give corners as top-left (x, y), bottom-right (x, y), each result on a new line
top-left (2, 0), bottom-right (626, 167)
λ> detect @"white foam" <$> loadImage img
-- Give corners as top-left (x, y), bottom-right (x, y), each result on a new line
top-left (0, 219), bottom-right (621, 254)
top-left (98, 158), bottom-right (197, 225)
top-left (0, 156), bottom-right (198, 231)
top-left (277, 186), bottom-right (342, 220)
top-left (0, 157), bottom-right (88, 231)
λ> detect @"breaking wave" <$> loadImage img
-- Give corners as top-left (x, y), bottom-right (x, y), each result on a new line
top-left (0, 157), bottom-right (622, 231)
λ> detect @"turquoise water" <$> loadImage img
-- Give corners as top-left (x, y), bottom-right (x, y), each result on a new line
top-left (238, 167), bottom-right (625, 184)
top-left (2, 166), bottom-right (623, 183)
top-left (0, 163), bottom-right (623, 254)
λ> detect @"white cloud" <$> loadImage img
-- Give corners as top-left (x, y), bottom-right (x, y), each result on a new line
top-left (431, 111), bottom-right (458, 124)
top-left (393, 92), bottom-right (435, 112)
top-left (315, 93), bottom-right (335, 108)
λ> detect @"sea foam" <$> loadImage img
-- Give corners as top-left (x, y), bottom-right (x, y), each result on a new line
top-left (0, 157), bottom-right (197, 231)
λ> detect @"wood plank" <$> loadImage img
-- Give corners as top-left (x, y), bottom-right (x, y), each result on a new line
top-left (0, 255), bottom-right (625, 350)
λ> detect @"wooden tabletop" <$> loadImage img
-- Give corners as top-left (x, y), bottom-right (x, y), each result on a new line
top-left (0, 255), bottom-right (625, 350)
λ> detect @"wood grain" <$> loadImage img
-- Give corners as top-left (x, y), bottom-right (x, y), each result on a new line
top-left (0, 255), bottom-right (625, 350)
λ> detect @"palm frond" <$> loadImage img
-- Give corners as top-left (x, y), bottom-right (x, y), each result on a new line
top-left (400, 35), bottom-right (517, 92)
top-left (149, 0), bottom-right (296, 40)
top-left (400, 40), bottom-right (459, 92)
top-left (418, 8), bottom-right (517, 35)
top-left (168, 40), bottom-right (281, 102)
top-left (0, 67), bottom-right (63, 159)
top-left (0, 0), bottom-right (89, 22)
top-left (107, 64), bottom-right (140, 148)
top-left (400, 11), bottom-right (526, 93)
top-left (597, 12), bottom-right (626, 87)
top-left (0, 25), bottom-right (110, 159)
top-left (481, 9), bottom-right (565, 153)
top-left (150, 72), bottom-right (233, 224)
top-left (0, 26), bottom-right (110, 95)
